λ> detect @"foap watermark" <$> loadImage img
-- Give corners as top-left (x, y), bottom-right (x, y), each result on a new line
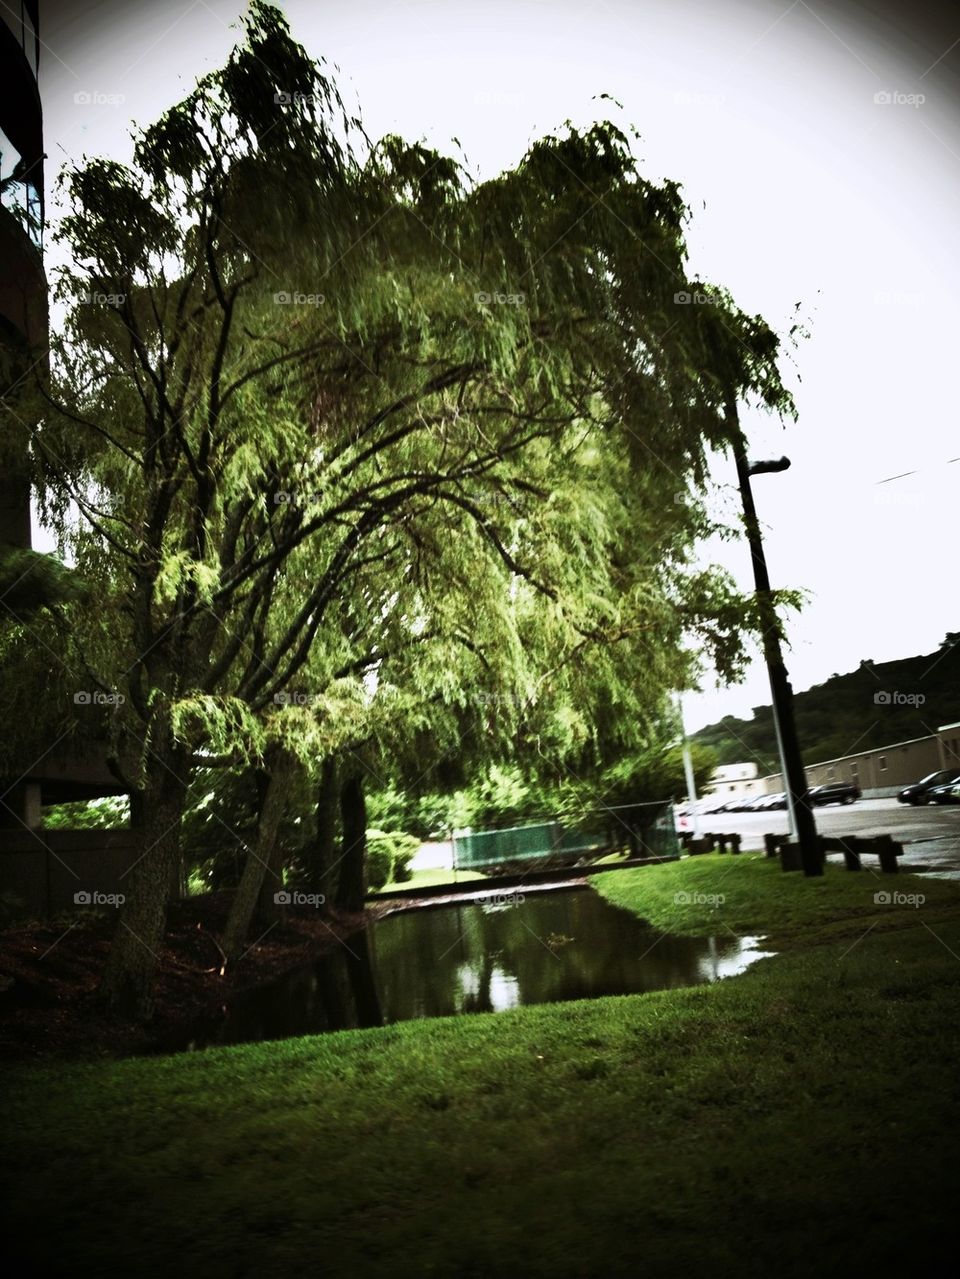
top-left (673, 290), bottom-right (716, 305)
top-left (873, 488), bottom-right (922, 508)
top-left (474, 691), bottom-right (525, 706)
top-left (273, 91), bottom-right (320, 106)
top-left (874, 889), bottom-right (924, 908)
top-left (471, 490), bottom-right (522, 510)
top-left (73, 90), bottom-right (126, 107)
top-left (79, 290), bottom-right (126, 308)
top-left (874, 90), bottom-right (925, 108)
top-left (73, 690), bottom-right (125, 706)
top-left (274, 690), bottom-right (322, 707)
top-left (273, 291), bottom-right (324, 306)
top-left (475, 290), bottom-right (525, 307)
top-left (274, 490), bottom-right (323, 508)
top-left (274, 889), bottom-right (326, 907)
top-left (74, 890), bottom-right (125, 907)
top-left (874, 690), bottom-right (925, 706)
top-left (674, 890), bottom-right (725, 907)
top-left (477, 891), bottom-right (525, 907)
top-left (873, 289), bottom-right (925, 308)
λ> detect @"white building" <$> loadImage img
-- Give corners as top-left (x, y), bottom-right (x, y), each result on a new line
top-left (703, 762), bottom-right (760, 799)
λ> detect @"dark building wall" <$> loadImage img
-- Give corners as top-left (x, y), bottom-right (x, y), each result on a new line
top-left (0, 2), bottom-right (127, 850)
top-left (0, 829), bottom-right (144, 918)
top-left (1, 0), bottom-right (45, 550)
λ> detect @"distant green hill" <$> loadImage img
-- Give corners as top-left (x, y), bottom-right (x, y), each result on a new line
top-left (691, 633), bottom-right (960, 774)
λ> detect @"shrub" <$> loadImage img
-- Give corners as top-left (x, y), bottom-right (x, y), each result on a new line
top-left (388, 832), bottom-right (418, 882)
top-left (365, 833), bottom-right (395, 891)
top-left (366, 829), bottom-right (419, 889)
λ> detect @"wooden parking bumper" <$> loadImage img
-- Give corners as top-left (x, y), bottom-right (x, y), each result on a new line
top-left (678, 832), bottom-right (742, 855)
top-left (762, 832), bottom-right (903, 873)
top-left (820, 833), bottom-right (902, 873)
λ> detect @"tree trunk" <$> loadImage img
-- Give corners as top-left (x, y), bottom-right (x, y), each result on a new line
top-left (336, 772), bottom-right (367, 913)
top-left (97, 739), bottom-right (191, 1020)
top-left (308, 757), bottom-right (339, 902)
top-left (253, 814), bottom-right (287, 930)
top-left (221, 749), bottom-right (296, 963)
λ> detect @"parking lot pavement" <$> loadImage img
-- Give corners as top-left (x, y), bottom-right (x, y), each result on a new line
top-left (677, 798), bottom-right (960, 879)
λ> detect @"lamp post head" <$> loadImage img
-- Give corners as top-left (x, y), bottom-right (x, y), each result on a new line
top-left (748, 456), bottom-right (791, 476)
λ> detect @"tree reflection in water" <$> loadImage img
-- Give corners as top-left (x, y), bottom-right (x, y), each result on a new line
top-left (167, 889), bottom-right (773, 1053)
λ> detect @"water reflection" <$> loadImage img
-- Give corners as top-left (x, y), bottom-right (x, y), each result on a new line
top-left (163, 888), bottom-right (772, 1053)
top-left (368, 890), bottom-right (772, 1021)
top-left (167, 926), bottom-right (384, 1053)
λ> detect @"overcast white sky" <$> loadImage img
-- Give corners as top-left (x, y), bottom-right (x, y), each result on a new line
top-left (36, 0), bottom-right (960, 733)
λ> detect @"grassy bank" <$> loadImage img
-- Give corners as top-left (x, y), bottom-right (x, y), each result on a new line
top-left (368, 866), bottom-right (486, 895)
top-left (593, 851), bottom-right (960, 946)
top-left (2, 856), bottom-right (959, 1277)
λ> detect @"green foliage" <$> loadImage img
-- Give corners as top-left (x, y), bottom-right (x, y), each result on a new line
top-left (366, 736), bottom-right (715, 840)
top-left (364, 838), bottom-right (394, 892)
top-left (180, 767), bottom-right (315, 894)
top-left (363, 784), bottom-right (413, 833)
top-left (41, 796), bottom-right (129, 829)
top-left (0, 548), bottom-right (87, 617)
top-left (30, 0), bottom-right (798, 796)
top-left (366, 829), bottom-right (419, 889)
top-left (597, 741), bottom-right (717, 809)
top-left (10, 2), bottom-right (807, 1000)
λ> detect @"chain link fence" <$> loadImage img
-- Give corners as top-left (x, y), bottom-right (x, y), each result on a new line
top-left (452, 800), bottom-right (678, 873)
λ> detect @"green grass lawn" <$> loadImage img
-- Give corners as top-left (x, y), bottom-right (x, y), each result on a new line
top-left (368, 866), bottom-right (486, 895)
top-left (593, 850), bottom-right (958, 947)
top-left (3, 855), bottom-right (959, 1277)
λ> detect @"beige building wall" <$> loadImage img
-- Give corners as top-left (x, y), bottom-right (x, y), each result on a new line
top-left (758, 724), bottom-right (959, 798)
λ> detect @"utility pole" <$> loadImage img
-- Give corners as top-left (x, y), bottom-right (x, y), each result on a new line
top-left (676, 694), bottom-right (700, 840)
top-left (728, 399), bottom-right (822, 877)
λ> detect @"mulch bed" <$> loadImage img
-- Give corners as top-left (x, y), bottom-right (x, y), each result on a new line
top-left (0, 892), bottom-right (398, 1064)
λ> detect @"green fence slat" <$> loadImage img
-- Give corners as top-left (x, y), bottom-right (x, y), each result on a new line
top-left (452, 801), bottom-right (679, 870)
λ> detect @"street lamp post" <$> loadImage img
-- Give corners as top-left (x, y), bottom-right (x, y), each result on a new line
top-left (675, 694), bottom-right (700, 841)
top-left (728, 401), bottom-right (822, 877)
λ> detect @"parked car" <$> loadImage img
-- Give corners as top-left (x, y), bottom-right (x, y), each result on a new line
top-left (728, 795), bottom-right (769, 812)
top-left (697, 797), bottom-right (732, 814)
top-left (897, 769), bottom-right (960, 805)
top-left (755, 792), bottom-right (787, 811)
top-left (926, 780), bottom-right (960, 805)
top-left (743, 794), bottom-right (773, 811)
top-left (808, 782), bottom-right (861, 806)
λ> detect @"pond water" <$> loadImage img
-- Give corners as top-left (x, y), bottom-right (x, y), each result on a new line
top-left (164, 887), bottom-right (773, 1053)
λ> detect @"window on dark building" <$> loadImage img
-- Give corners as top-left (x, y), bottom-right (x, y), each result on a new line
top-left (0, 128), bottom-right (42, 247)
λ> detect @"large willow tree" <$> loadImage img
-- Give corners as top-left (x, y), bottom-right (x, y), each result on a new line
top-left (26, 2), bottom-right (796, 1015)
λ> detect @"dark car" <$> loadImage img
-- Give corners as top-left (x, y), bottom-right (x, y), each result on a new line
top-left (897, 769), bottom-right (960, 805)
top-left (808, 782), bottom-right (861, 806)
top-left (926, 780), bottom-right (960, 805)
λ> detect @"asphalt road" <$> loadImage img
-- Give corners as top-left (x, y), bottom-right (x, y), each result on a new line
top-left (678, 798), bottom-right (960, 879)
